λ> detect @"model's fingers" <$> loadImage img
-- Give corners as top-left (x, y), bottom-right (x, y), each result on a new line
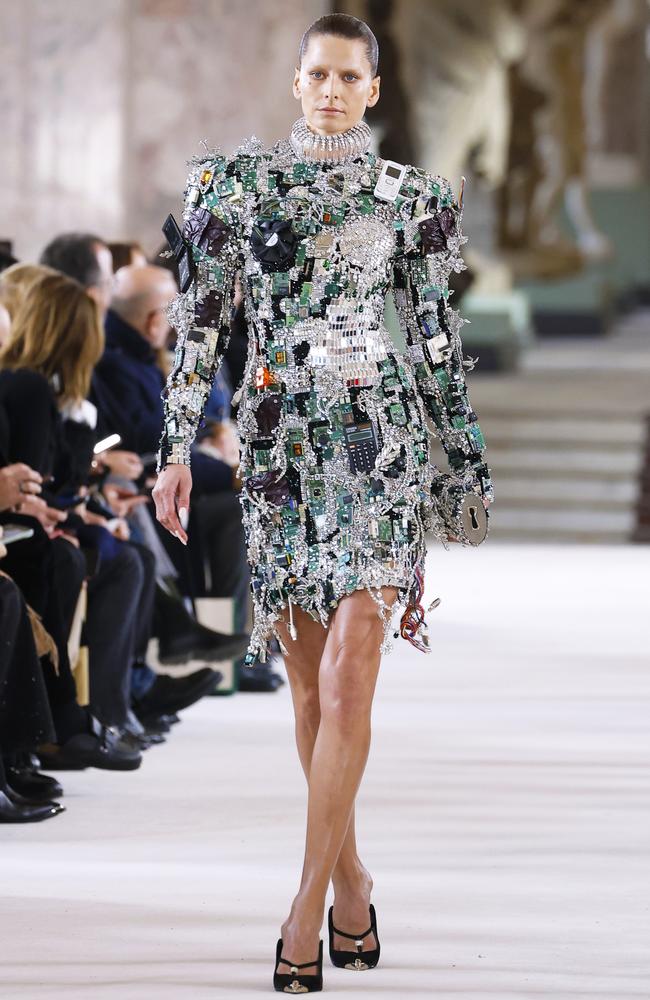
top-left (155, 487), bottom-right (186, 544)
top-left (153, 493), bottom-right (169, 528)
top-left (171, 500), bottom-right (187, 544)
top-left (152, 485), bottom-right (170, 522)
top-left (152, 492), bottom-right (163, 523)
top-left (177, 484), bottom-right (191, 523)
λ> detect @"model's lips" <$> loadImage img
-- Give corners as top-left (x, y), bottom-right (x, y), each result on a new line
top-left (318, 107), bottom-right (344, 113)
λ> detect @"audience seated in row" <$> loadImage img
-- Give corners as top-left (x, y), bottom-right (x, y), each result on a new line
top-left (0, 227), bottom-right (285, 824)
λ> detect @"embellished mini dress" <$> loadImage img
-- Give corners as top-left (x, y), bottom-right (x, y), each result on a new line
top-left (157, 125), bottom-right (494, 662)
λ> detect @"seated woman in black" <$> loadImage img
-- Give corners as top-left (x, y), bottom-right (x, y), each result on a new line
top-left (0, 272), bottom-right (143, 769)
top-left (0, 442), bottom-right (64, 821)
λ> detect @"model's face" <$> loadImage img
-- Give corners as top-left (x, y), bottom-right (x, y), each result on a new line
top-left (293, 34), bottom-right (380, 136)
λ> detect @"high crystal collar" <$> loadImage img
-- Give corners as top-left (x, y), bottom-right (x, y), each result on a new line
top-left (289, 116), bottom-right (371, 166)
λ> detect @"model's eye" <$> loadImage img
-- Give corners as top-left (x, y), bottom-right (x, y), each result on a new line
top-left (311, 71), bottom-right (324, 79)
top-left (344, 74), bottom-right (358, 82)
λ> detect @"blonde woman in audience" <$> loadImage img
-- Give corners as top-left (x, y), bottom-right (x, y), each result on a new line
top-left (0, 263), bottom-right (57, 322)
top-left (0, 271), bottom-right (103, 416)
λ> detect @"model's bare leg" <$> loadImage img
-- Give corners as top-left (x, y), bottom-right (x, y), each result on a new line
top-left (277, 587), bottom-right (397, 969)
top-left (276, 606), bottom-right (378, 955)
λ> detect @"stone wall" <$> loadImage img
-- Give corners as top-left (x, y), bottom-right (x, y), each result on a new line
top-left (0, 0), bottom-right (325, 260)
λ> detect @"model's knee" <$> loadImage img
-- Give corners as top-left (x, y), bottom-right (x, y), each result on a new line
top-left (321, 695), bottom-right (371, 740)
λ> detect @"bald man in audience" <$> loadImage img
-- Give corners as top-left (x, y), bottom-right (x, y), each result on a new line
top-left (91, 265), bottom-right (177, 456)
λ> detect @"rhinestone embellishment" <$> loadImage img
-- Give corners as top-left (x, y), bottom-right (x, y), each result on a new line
top-left (284, 979), bottom-right (309, 993)
top-left (158, 129), bottom-right (494, 667)
top-left (289, 116), bottom-right (372, 165)
top-left (345, 956), bottom-right (370, 970)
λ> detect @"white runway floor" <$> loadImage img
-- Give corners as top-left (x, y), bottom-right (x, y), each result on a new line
top-left (2, 543), bottom-right (649, 999)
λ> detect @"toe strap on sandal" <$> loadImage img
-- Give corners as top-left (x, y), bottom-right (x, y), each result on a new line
top-left (277, 956), bottom-right (321, 971)
top-left (329, 921), bottom-right (374, 949)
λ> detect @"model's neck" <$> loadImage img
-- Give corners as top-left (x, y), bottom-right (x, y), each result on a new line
top-left (289, 116), bottom-right (371, 166)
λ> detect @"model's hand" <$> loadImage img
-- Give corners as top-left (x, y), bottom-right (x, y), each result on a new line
top-left (152, 464), bottom-right (192, 545)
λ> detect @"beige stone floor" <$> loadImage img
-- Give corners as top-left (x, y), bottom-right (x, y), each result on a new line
top-left (1, 542), bottom-right (649, 999)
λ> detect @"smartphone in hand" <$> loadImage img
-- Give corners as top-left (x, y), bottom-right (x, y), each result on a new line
top-left (1, 524), bottom-right (35, 545)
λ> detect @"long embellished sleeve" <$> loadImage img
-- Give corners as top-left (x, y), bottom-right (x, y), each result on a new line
top-left (157, 153), bottom-right (243, 469)
top-left (390, 171), bottom-right (494, 503)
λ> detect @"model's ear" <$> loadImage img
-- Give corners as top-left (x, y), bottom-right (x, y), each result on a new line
top-left (366, 75), bottom-right (381, 109)
top-left (292, 67), bottom-right (301, 99)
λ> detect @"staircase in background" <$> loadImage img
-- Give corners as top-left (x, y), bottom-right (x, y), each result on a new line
top-left (436, 309), bottom-right (650, 543)
top-left (468, 410), bottom-right (644, 542)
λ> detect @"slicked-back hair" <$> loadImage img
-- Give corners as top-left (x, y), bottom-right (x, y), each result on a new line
top-left (40, 232), bottom-right (106, 290)
top-left (299, 13), bottom-right (379, 77)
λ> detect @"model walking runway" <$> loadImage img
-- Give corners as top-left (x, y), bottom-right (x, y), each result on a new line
top-left (1, 543), bottom-right (647, 1000)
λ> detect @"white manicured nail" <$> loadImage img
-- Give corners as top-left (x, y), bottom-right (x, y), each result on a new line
top-left (179, 507), bottom-right (188, 529)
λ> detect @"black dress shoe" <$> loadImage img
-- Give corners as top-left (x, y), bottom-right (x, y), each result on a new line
top-left (38, 715), bottom-right (142, 771)
top-left (238, 663), bottom-right (283, 693)
top-left (155, 583), bottom-right (250, 665)
top-left (118, 730), bottom-right (161, 752)
top-left (146, 732), bottom-right (166, 745)
top-left (136, 714), bottom-right (171, 735)
top-left (134, 668), bottom-right (222, 717)
top-left (158, 623), bottom-right (249, 666)
top-left (4, 784), bottom-right (65, 814)
top-left (120, 710), bottom-right (166, 748)
top-left (5, 766), bottom-right (64, 802)
top-left (0, 788), bottom-right (64, 823)
top-left (4, 752), bottom-right (64, 800)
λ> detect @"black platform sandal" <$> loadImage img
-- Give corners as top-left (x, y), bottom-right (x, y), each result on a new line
top-left (273, 937), bottom-right (323, 993)
top-left (327, 902), bottom-right (380, 970)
